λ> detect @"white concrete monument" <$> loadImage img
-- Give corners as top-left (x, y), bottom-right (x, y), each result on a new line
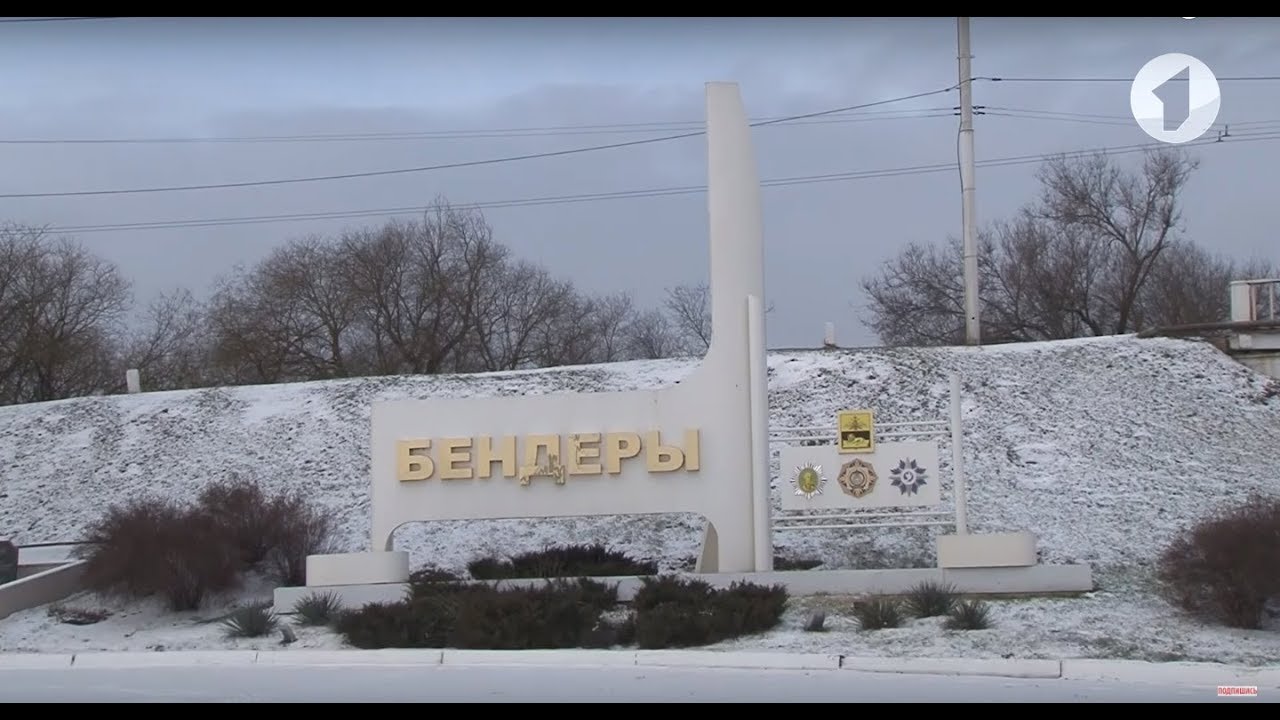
top-left (303, 81), bottom-right (774, 588)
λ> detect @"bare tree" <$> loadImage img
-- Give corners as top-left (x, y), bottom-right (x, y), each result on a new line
top-left (525, 288), bottom-right (602, 368)
top-left (262, 236), bottom-right (363, 378)
top-left (206, 266), bottom-right (298, 385)
top-left (1034, 148), bottom-right (1199, 334)
top-left (664, 283), bottom-right (712, 354)
top-left (625, 307), bottom-right (682, 359)
top-left (585, 291), bottom-right (638, 363)
top-left (343, 202), bottom-right (507, 375)
top-left (0, 225), bottom-right (131, 404)
top-left (119, 288), bottom-right (216, 391)
top-left (859, 147), bottom-right (1250, 346)
top-left (468, 259), bottom-right (576, 371)
top-left (0, 227), bottom-right (44, 400)
top-left (206, 236), bottom-right (365, 384)
top-left (200, 200), bottom-right (663, 383)
top-left (1138, 244), bottom-right (1279, 328)
top-left (5, 196), bottom-right (787, 407)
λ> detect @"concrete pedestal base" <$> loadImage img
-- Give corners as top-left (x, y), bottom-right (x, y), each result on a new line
top-left (272, 563), bottom-right (1094, 614)
top-left (936, 532), bottom-right (1038, 569)
top-left (305, 551), bottom-right (409, 587)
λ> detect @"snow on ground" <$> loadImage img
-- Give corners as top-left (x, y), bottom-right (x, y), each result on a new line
top-left (0, 574), bottom-right (346, 654)
top-left (4, 577), bottom-right (1277, 665)
top-left (2, 333), bottom-right (1279, 660)
top-left (711, 587), bottom-right (1280, 666)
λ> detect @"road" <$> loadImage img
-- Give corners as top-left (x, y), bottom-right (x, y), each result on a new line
top-left (0, 663), bottom-right (1268, 703)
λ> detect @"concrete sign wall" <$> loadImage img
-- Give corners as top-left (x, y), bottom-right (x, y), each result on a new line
top-left (369, 82), bottom-right (772, 574)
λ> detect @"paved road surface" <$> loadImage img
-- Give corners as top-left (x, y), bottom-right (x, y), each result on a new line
top-left (0, 664), bottom-right (1268, 703)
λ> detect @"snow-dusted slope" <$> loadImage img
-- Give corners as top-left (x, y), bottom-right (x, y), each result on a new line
top-left (1, 334), bottom-right (1276, 578)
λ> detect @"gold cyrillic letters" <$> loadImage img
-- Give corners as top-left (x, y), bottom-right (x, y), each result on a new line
top-left (396, 429), bottom-right (701, 484)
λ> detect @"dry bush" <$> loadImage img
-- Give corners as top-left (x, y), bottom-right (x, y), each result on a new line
top-left (906, 580), bottom-right (959, 618)
top-left (334, 578), bottom-right (619, 650)
top-left (334, 573), bottom-right (787, 651)
top-left (852, 598), bottom-right (904, 630)
top-left (292, 591), bottom-right (344, 627)
top-left (198, 476), bottom-right (336, 586)
top-left (466, 543), bottom-right (657, 580)
top-left (264, 490), bottom-right (336, 587)
top-left (75, 478), bottom-right (337, 612)
top-left (630, 576), bottom-right (788, 649)
top-left (76, 497), bottom-right (240, 611)
top-left (945, 599), bottom-right (994, 630)
top-left (221, 602), bottom-right (278, 638)
top-left (198, 475), bottom-right (276, 566)
top-left (1157, 493), bottom-right (1280, 629)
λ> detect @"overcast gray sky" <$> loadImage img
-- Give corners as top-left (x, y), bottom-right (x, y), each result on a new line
top-left (1, 16), bottom-right (1277, 349)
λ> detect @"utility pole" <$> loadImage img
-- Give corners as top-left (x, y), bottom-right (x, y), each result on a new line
top-left (957, 16), bottom-right (981, 345)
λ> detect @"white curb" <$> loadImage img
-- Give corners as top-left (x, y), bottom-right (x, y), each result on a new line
top-left (0, 653), bottom-right (75, 669)
top-left (442, 649), bottom-right (638, 667)
top-left (257, 649), bottom-right (443, 666)
top-left (1061, 659), bottom-right (1280, 689)
top-left (840, 656), bottom-right (1062, 679)
top-left (634, 650), bottom-right (843, 670)
top-left (3, 648), bottom-right (1278, 686)
top-left (70, 650), bottom-right (261, 668)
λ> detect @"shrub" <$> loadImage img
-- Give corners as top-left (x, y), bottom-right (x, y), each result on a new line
top-left (263, 490), bottom-right (336, 587)
top-left (197, 476), bottom-right (336, 587)
top-left (906, 580), bottom-right (959, 618)
top-left (335, 578), bottom-right (619, 650)
top-left (631, 576), bottom-right (788, 649)
top-left (292, 591), bottom-right (344, 627)
top-left (222, 602), bottom-right (278, 638)
top-left (711, 581), bottom-right (789, 635)
top-left (76, 497), bottom-right (241, 611)
top-left (409, 567), bottom-right (462, 587)
top-left (48, 605), bottom-right (109, 626)
top-left (852, 598), bottom-right (903, 630)
top-left (945, 599), bottom-right (993, 630)
top-left (1156, 493), bottom-right (1280, 629)
top-left (773, 556), bottom-right (823, 571)
top-left (581, 616), bottom-right (632, 648)
top-left (75, 477), bottom-right (338, 612)
top-left (632, 574), bottom-right (716, 611)
top-left (333, 574), bottom-right (787, 651)
top-left (467, 543), bottom-right (657, 580)
top-left (544, 577), bottom-right (621, 612)
top-left (198, 476), bottom-right (276, 566)
top-left (450, 583), bottom-right (606, 649)
top-left (334, 601), bottom-right (446, 649)
top-left (334, 573), bottom-right (786, 651)
top-left (632, 601), bottom-right (718, 648)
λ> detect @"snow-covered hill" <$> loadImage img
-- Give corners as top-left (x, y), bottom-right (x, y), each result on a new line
top-left (2, 334), bottom-right (1277, 580)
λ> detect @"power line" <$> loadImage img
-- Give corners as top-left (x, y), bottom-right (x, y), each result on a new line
top-left (984, 105), bottom-right (1134, 121)
top-left (978, 74), bottom-right (1280, 83)
top-left (6, 104), bottom-right (1276, 145)
top-left (0, 107), bottom-right (960, 145)
top-left (986, 106), bottom-right (1280, 134)
top-left (0, 85), bottom-right (962, 200)
top-left (38, 130), bottom-right (1280, 236)
top-left (8, 104), bottom-right (1274, 146)
top-left (0, 16), bottom-right (124, 23)
top-left (983, 110), bottom-right (1146, 129)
